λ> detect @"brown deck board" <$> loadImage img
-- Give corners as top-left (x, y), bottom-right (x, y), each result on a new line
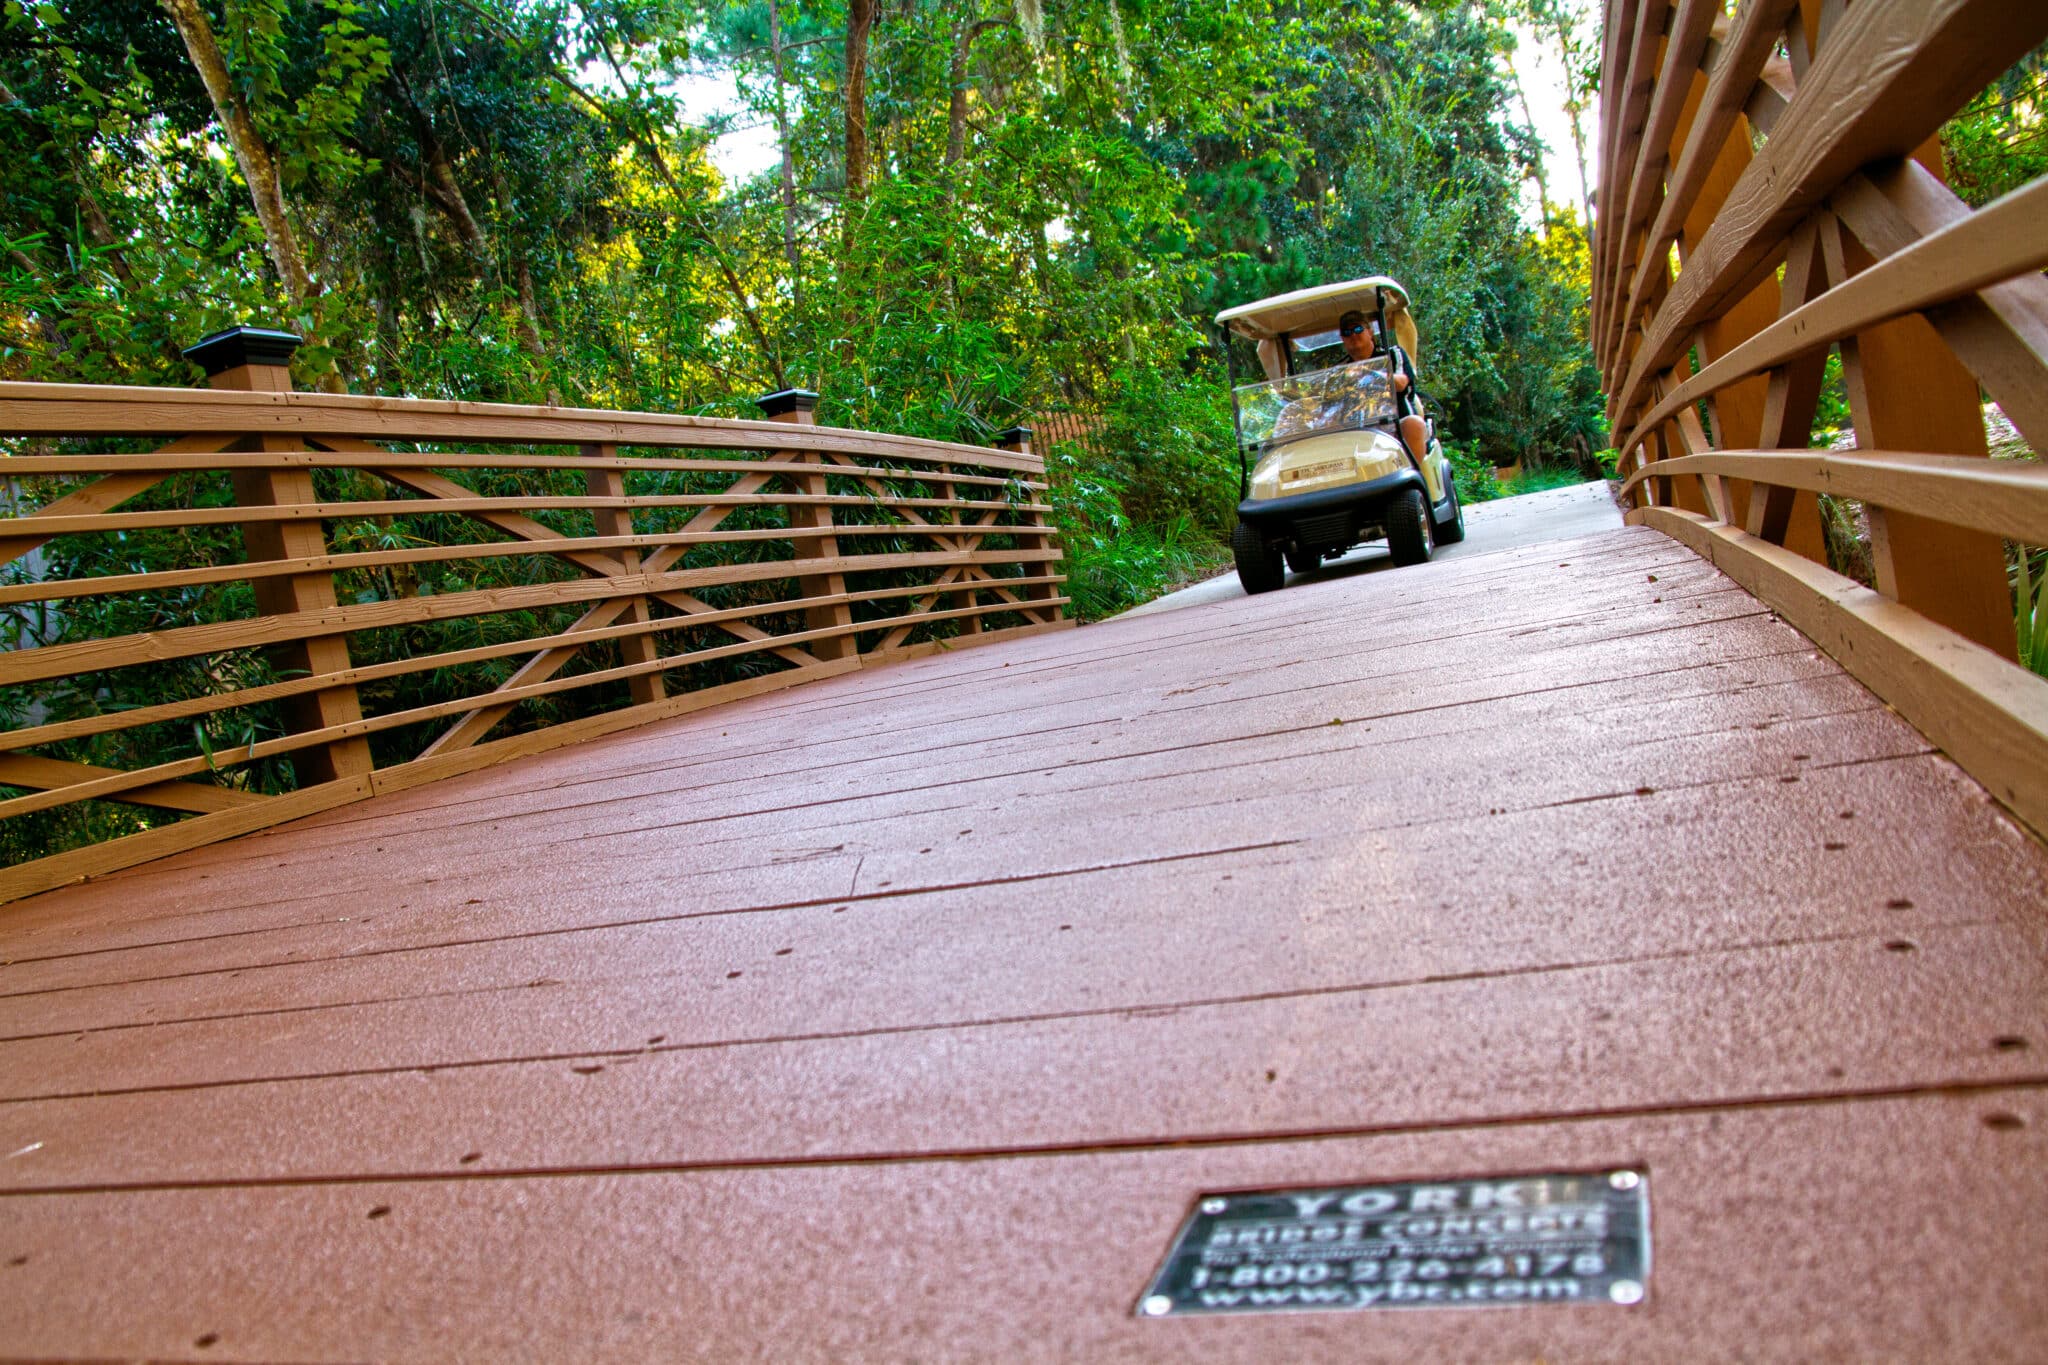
top-left (4, 524), bottom-right (2046, 1359)
top-left (5, 924), bottom-right (2045, 1188)
top-left (5, 1089), bottom-right (2045, 1361)
top-left (2, 755), bottom-right (2026, 1090)
top-left (0, 671), bottom-right (1910, 996)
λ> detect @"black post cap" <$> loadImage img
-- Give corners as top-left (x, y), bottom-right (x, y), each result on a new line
top-left (182, 326), bottom-right (302, 376)
top-left (755, 389), bottom-right (820, 419)
top-left (995, 424), bottom-right (1034, 447)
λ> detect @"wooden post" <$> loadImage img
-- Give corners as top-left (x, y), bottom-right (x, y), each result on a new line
top-left (582, 443), bottom-right (664, 705)
top-left (183, 326), bottom-right (372, 785)
top-left (996, 425), bottom-right (1061, 621)
top-left (758, 390), bottom-right (856, 662)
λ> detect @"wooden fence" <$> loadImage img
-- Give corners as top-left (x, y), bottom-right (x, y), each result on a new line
top-left (0, 329), bottom-right (1067, 900)
top-left (1593, 0), bottom-right (2048, 838)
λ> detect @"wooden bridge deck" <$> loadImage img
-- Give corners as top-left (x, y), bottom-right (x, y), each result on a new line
top-left (4, 523), bottom-right (2047, 1360)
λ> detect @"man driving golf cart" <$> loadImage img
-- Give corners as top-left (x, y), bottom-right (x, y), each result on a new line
top-left (1217, 276), bottom-right (1464, 593)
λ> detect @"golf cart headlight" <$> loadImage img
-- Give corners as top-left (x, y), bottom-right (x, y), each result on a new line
top-left (1250, 451), bottom-right (1283, 499)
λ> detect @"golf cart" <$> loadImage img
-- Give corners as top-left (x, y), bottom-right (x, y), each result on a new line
top-left (1216, 276), bottom-right (1463, 593)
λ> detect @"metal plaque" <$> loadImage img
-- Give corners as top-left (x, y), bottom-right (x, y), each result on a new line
top-left (1136, 1170), bottom-right (1650, 1318)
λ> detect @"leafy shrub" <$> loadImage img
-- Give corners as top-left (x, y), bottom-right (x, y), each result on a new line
top-left (1445, 441), bottom-right (1504, 506)
top-left (2015, 547), bottom-right (2048, 678)
top-left (1498, 465), bottom-right (1595, 496)
top-left (1059, 515), bottom-right (1231, 621)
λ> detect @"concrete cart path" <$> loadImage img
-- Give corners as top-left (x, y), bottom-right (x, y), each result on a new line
top-left (4, 518), bottom-right (2046, 1362)
top-left (1123, 478), bottom-right (1626, 618)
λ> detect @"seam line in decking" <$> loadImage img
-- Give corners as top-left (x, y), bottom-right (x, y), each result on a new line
top-left (4, 1076), bottom-right (2040, 1199)
top-left (0, 914), bottom-right (2010, 1098)
top-left (102, 639), bottom-right (1825, 934)
top-left (1125, 744), bottom-right (1941, 840)
top-left (1150, 595), bottom-right (1764, 720)
top-left (1003, 703), bottom-right (1896, 811)
top-left (1468, 742), bottom-right (1932, 814)
top-left (0, 840), bottom-right (1303, 1005)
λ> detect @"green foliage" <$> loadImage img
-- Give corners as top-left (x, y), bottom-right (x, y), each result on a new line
top-left (4, 0), bottom-right (1600, 447)
top-left (1047, 448), bottom-right (1230, 619)
top-left (1213, 3), bottom-right (1608, 470)
top-left (1942, 43), bottom-right (2047, 208)
top-left (1497, 464), bottom-right (1593, 496)
top-left (1811, 350), bottom-right (1852, 443)
top-left (1818, 496), bottom-right (1875, 589)
top-left (1445, 440), bottom-right (1504, 506)
top-left (1089, 362), bottom-right (1237, 532)
top-left (1059, 518), bottom-right (1230, 620)
top-left (2016, 547), bottom-right (2048, 679)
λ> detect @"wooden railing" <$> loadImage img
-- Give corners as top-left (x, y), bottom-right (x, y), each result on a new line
top-left (1593, 0), bottom-right (2048, 838)
top-left (0, 330), bottom-right (1067, 900)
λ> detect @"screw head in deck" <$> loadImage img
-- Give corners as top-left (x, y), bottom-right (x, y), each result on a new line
top-left (1141, 1295), bottom-right (1174, 1317)
top-left (1609, 1170), bottom-right (1640, 1190)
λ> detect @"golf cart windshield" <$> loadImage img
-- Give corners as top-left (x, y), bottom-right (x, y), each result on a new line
top-left (1234, 356), bottom-right (1398, 450)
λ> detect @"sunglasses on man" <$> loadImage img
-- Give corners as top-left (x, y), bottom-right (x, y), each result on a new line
top-left (1339, 323), bottom-right (1370, 337)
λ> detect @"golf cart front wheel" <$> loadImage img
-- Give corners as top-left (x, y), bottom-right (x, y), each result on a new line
top-left (1231, 520), bottom-right (1285, 594)
top-left (1434, 479), bottom-right (1466, 545)
top-left (1386, 488), bottom-right (1432, 567)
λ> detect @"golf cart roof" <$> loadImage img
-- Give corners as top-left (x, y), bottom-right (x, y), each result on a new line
top-left (1215, 276), bottom-right (1412, 342)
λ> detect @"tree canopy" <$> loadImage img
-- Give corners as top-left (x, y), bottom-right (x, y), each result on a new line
top-left (4, 0), bottom-right (1602, 436)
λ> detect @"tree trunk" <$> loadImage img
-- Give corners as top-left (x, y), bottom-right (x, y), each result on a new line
top-left (0, 76), bottom-right (137, 288)
top-left (484, 166), bottom-right (547, 360)
top-left (423, 142), bottom-right (489, 260)
top-left (158, 0), bottom-right (314, 306)
top-left (372, 286), bottom-right (398, 378)
top-left (389, 69), bottom-right (544, 359)
top-left (843, 0), bottom-right (876, 248)
top-left (513, 256), bottom-right (545, 359)
top-left (768, 0), bottom-right (802, 305)
top-left (946, 20), bottom-right (972, 170)
top-left (1551, 13), bottom-right (1596, 230)
top-left (1503, 49), bottom-right (1551, 239)
top-left (63, 164), bottom-right (132, 284)
top-left (7, 246), bottom-right (72, 354)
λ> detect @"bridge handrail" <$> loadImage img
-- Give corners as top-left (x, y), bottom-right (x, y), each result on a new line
top-left (0, 366), bottom-right (1067, 902)
top-left (1618, 447), bottom-right (2048, 835)
top-left (0, 381), bottom-right (1047, 473)
top-left (1616, 449), bottom-right (2048, 547)
top-left (1594, 0), bottom-right (2048, 841)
